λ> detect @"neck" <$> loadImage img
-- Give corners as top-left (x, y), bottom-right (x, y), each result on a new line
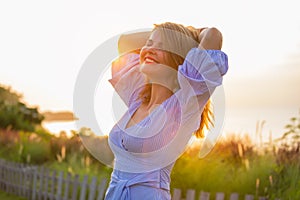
top-left (146, 84), bottom-right (173, 109)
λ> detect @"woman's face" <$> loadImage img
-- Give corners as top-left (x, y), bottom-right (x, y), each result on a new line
top-left (139, 30), bottom-right (179, 90)
top-left (140, 29), bottom-right (182, 71)
top-left (140, 30), bottom-right (168, 66)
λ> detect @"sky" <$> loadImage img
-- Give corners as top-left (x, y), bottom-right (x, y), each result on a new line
top-left (1, 0), bottom-right (300, 139)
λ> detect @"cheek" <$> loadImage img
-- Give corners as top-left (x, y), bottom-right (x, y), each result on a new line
top-left (156, 50), bottom-right (167, 62)
top-left (139, 48), bottom-right (146, 63)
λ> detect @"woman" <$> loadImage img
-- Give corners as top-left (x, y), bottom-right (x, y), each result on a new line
top-left (105, 22), bottom-right (228, 200)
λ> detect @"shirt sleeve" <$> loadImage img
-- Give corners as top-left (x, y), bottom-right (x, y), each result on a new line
top-left (177, 48), bottom-right (229, 102)
top-left (108, 53), bottom-right (145, 107)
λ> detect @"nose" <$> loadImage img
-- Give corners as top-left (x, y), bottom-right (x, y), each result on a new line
top-left (141, 45), bottom-right (157, 56)
top-left (142, 45), bottom-right (153, 51)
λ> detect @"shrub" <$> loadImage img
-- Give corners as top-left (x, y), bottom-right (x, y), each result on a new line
top-left (0, 84), bottom-right (44, 132)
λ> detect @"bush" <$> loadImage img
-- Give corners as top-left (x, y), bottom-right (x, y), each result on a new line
top-left (0, 84), bottom-right (44, 132)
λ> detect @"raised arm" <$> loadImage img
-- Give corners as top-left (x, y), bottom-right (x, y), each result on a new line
top-left (118, 31), bottom-right (151, 54)
top-left (198, 27), bottom-right (223, 50)
top-left (176, 27), bottom-right (227, 101)
top-left (109, 32), bottom-right (150, 107)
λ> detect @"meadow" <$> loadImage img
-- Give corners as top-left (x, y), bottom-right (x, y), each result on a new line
top-left (0, 113), bottom-right (299, 199)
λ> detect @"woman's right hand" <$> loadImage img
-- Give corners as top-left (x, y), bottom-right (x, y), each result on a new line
top-left (198, 27), bottom-right (223, 50)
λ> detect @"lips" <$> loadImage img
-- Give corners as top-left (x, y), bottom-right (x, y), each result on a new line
top-left (143, 56), bottom-right (159, 64)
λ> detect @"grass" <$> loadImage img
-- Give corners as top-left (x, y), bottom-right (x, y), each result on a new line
top-left (0, 190), bottom-right (26, 200)
top-left (45, 154), bottom-right (112, 181)
top-left (170, 130), bottom-right (300, 199)
top-left (0, 113), bottom-right (300, 199)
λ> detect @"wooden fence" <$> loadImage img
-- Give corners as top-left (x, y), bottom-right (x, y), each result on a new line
top-left (0, 159), bottom-right (107, 200)
top-left (0, 159), bottom-right (277, 200)
top-left (171, 188), bottom-right (275, 200)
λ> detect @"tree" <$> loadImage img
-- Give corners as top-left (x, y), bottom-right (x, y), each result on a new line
top-left (0, 84), bottom-right (44, 131)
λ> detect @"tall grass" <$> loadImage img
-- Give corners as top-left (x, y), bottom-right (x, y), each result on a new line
top-left (171, 133), bottom-right (276, 198)
top-left (171, 113), bottom-right (300, 199)
top-left (1, 112), bottom-right (300, 199)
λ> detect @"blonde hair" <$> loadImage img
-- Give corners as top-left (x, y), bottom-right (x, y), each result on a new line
top-left (139, 22), bottom-right (214, 138)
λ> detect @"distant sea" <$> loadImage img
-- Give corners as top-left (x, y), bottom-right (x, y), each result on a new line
top-left (42, 107), bottom-right (299, 143)
top-left (42, 121), bottom-right (77, 137)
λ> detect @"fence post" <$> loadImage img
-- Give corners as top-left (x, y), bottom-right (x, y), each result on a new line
top-left (172, 188), bottom-right (181, 200)
top-left (31, 166), bottom-right (38, 200)
top-left (63, 173), bottom-right (71, 200)
top-left (88, 176), bottom-right (97, 200)
top-left (229, 193), bottom-right (239, 200)
top-left (13, 162), bottom-right (18, 194)
top-left (186, 189), bottom-right (195, 200)
top-left (215, 192), bottom-right (225, 200)
top-left (21, 164), bottom-right (29, 198)
top-left (6, 161), bottom-right (11, 194)
top-left (56, 171), bottom-right (63, 200)
top-left (16, 163), bottom-right (22, 196)
top-left (71, 174), bottom-right (80, 200)
top-left (0, 160), bottom-right (3, 191)
top-left (36, 167), bottom-right (44, 200)
top-left (27, 165), bottom-right (37, 200)
top-left (199, 191), bottom-right (210, 200)
top-left (79, 175), bottom-right (88, 200)
top-left (9, 162), bottom-right (15, 194)
top-left (44, 168), bottom-right (50, 200)
top-left (14, 163), bottom-right (20, 195)
top-left (96, 178), bottom-right (108, 200)
top-left (49, 170), bottom-right (57, 200)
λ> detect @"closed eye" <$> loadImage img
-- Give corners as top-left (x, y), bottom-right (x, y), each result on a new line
top-left (145, 39), bottom-right (163, 49)
top-left (146, 39), bottom-right (153, 46)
